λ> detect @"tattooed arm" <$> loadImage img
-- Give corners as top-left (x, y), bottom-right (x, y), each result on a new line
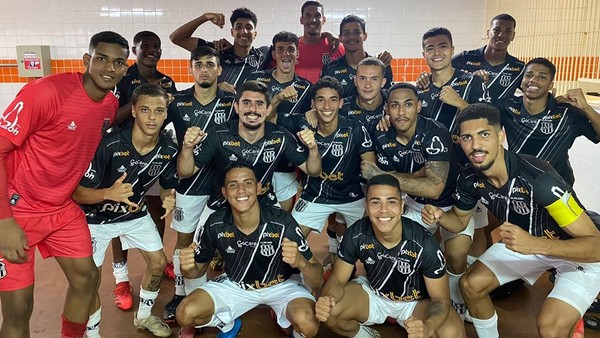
top-left (405, 274), bottom-right (452, 337)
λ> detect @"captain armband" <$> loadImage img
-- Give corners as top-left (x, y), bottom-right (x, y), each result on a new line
top-left (546, 192), bottom-right (584, 227)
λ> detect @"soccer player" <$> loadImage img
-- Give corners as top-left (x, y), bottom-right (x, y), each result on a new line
top-left (0, 31), bottom-right (129, 338)
top-left (177, 80), bottom-right (322, 210)
top-left (163, 45), bottom-right (236, 324)
top-left (315, 174), bottom-right (465, 338)
top-left (170, 8), bottom-right (271, 93)
top-left (246, 31), bottom-right (312, 213)
top-left (296, 1), bottom-right (345, 83)
top-left (422, 103), bottom-right (600, 338)
top-left (175, 162), bottom-right (323, 338)
top-left (494, 57), bottom-right (600, 186)
top-left (284, 76), bottom-right (375, 240)
top-left (320, 14), bottom-right (393, 98)
top-left (74, 84), bottom-right (178, 338)
top-left (109, 30), bottom-right (178, 314)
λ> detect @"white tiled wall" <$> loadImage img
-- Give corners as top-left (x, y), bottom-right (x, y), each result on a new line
top-left (1, 0), bottom-right (599, 211)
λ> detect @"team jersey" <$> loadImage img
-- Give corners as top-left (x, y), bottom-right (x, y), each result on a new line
top-left (339, 93), bottom-right (387, 131)
top-left (246, 70), bottom-right (312, 120)
top-left (284, 116), bottom-right (373, 204)
top-left (169, 87), bottom-right (236, 195)
top-left (296, 36), bottom-right (345, 83)
top-left (115, 63), bottom-right (177, 108)
top-left (455, 152), bottom-right (586, 240)
top-left (194, 202), bottom-right (313, 290)
top-left (452, 46), bottom-right (525, 99)
top-left (1, 73), bottom-right (117, 216)
top-left (320, 53), bottom-right (393, 98)
top-left (193, 121), bottom-right (309, 208)
top-left (371, 116), bottom-right (455, 207)
top-left (494, 94), bottom-right (599, 186)
top-left (197, 39), bottom-right (271, 87)
top-left (79, 126), bottom-right (179, 224)
top-left (339, 216), bottom-right (446, 302)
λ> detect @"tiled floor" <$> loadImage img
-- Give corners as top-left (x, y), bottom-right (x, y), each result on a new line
top-left (2, 226), bottom-right (599, 338)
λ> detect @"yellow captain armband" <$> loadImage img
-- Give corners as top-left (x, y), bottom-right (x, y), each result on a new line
top-left (546, 192), bottom-right (584, 227)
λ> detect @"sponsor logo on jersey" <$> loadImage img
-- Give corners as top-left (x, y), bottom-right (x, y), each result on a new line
top-left (148, 164), bottom-right (162, 177)
top-left (382, 142), bottom-right (396, 149)
top-left (100, 201), bottom-right (143, 214)
top-left (217, 231), bottom-right (235, 239)
top-left (242, 148), bottom-right (259, 156)
top-left (331, 143), bottom-right (344, 157)
top-left (263, 149), bottom-right (275, 163)
top-left (334, 68), bottom-right (348, 75)
top-left (511, 200), bottom-right (530, 215)
top-left (319, 171), bottom-right (344, 181)
top-left (540, 121), bottom-right (554, 135)
top-left (225, 246), bottom-right (236, 254)
top-left (473, 182), bottom-right (485, 189)
top-left (393, 155), bottom-right (400, 162)
top-left (499, 74), bottom-right (512, 87)
top-left (397, 260), bottom-right (412, 274)
top-left (260, 243), bottom-right (275, 257)
top-left (113, 151), bottom-right (130, 157)
top-left (264, 138), bottom-right (282, 146)
top-left (401, 249), bottom-right (417, 258)
top-left (508, 106), bottom-right (520, 115)
top-left (347, 109), bottom-right (362, 116)
top-left (340, 79), bottom-right (347, 86)
top-left (377, 153), bottom-right (389, 165)
top-left (229, 154), bottom-right (238, 161)
top-left (237, 240), bottom-right (257, 248)
top-left (262, 232), bottom-right (280, 239)
top-left (67, 121), bottom-right (77, 131)
top-left (507, 66), bottom-right (522, 72)
top-left (214, 112), bottom-right (227, 124)
top-left (177, 101), bottom-right (193, 107)
top-left (247, 55), bottom-right (259, 67)
top-left (130, 159), bottom-right (148, 167)
top-left (223, 140), bottom-right (241, 147)
top-left (488, 192), bottom-right (509, 202)
top-left (453, 80), bottom-right (468, 86)
top-left (511, 186), bottom-right (530, 195)
top-left (466, 61), bottom-right (481, 66)
top-left (425, 136), bottom-right (447, 155)
top-left (131, 79), bottom-right (142, 85)
top-left (183, 114), bottom-right (191, 122)
top-left (117, 165), bottom-right (127, 173)
top-left (239, 274), bottom-right (284, 290)
top-left (365, 257), bottom-right (375, 265)
top-left (256, 77), bottom-right (271, 83)
top-left (157, 154), bottom-right (172, 160)
top-left (413, 151), bottom-right (425, 164)
top-left (360, 243), bottom-right (375, 250)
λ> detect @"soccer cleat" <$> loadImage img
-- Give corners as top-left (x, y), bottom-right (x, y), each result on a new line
top-left (164, 294), bottom-right (185, 325)
top-left (164, 261), bottom-right (175, 280)
top-left (588, 298), bottom-right (600, 313)
top-left (572, 317), bottom-right (585, 338)
top-left (177, 326), bottom-right (199, 338)
top-left (584, 315), bottom-right (600, 331)
top-left (113, 281), bottom-right (133, 311)
top-left (216, 318), bottom-right (242, 338)
top-left (134, 312), bottom-right (173, 337)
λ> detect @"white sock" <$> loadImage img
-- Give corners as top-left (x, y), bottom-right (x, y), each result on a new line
top-left (447, 271), bottom-right (466, 319)
top-left (112, 261), bottom-right (129, 284)
top-left (471, 312), bottom-right (499, 338)
top-left (137, 287), bottom-right (159, 320)
top-left (86, 308), bottom-right (101, 338)
top-left (328, 236), bottom-right (338, 254)
top-left (467, 255), bottom-right (478, 266)
top-left (219, 320), bottom-right (235, 332)
top-left (173, 249), bottom-right (186, 296)
top-left (292, 330), bottom-right (306, 338)
top-left (352, 325), bottom-right (379, 338)
top-left (184, 274), bottom-right (207, 295)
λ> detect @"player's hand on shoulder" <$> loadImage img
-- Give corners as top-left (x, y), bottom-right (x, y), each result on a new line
top-left (212, 38), bottom-right (232, 52)
top-left (305, 109), bottom-right (318, 128)
top-left (376, 50), bottom-right (393, 67)
top-left (0, 218), bottom-right (29, 264)
top-left (416, 72), bottom-right (431, 89)
top-left (183, 126), bottom-right (206, 149)
top-left (218, 82), bottom-right (237, 95)
top-left (376, 114), bottom-right (391, 132)
top-left (315, 296), bottom-right (336, 322)
top-left (405, 316), bottom-right (430, 338)
top-left (421, 204), bottom-right (443, 225)
top-left (179, 243), bottom-right (198, 272)
top-left (472, 69), bottom-right (490, 84)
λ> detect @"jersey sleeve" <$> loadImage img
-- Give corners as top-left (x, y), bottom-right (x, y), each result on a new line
top-left (383, 65), bottom-right (394, 90)
top-left (282, 128), bottom-right (309, 167)
top-left (0, 81), bottom-right (56, 147)
top-left (451, 52), bottom-right (468, 71)
top-left (159, 156), bottom-right (179, 190)
top-left (419, 234), bottom-right (446, 279)
top-left (282, 211), bottom-right (314, 261)
top-left (337, 223), bottom-right (360, 265)
top-left (193, 127), bottom-right (218, 168)
top-left (467, 75), bottom-right (491, 104)
top-left (354, 124), bottom-right (374, 155)
top-left (454, 170), bottom-right (480, 211)
top-left (194, 221), bottom-right (218, 263)
top-left (167, 100), bottom-right (185, 146)
top-left (78, 136), bottom-right (110, 188)
top-left (245, 71), bottom-right (261, 82)
top-left (574, 108), bottom-right (600, 144)
top-left (422, 127), bottom-right (452, 162)
top-left (531, 171), bottom-right (585, 227)
top-left (196, 38), bottom-right (216, 49)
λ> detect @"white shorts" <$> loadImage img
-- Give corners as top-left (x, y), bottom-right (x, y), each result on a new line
top-left (171, 193), bottom-right (210, 234)
top-left (403, 200), bottom-right (474, 242)
top-left (197, 274), bottom-right (315, 329)
top-left (273, 171), bottom-right (300, 202)
top-left (193, 206), bottom-right (218, 243)
top-left (146, 180), bottom-right (161, 197)
top-left (292, 198), bottom-right (365, 233)
top-left (479, 243), bottom-right (600, 316)
top-left (354, 275), bottom-right (418, 328)
top-left (89, 214), bottom-right (163, 267)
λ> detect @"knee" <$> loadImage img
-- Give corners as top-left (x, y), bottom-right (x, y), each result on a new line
top-left (444, 249), bottom-right (468, 274)
top-left (175, 298), bottom-right (196, 327)
top-left (459, 271), bottom-right (487, 301)
top-left (537, 314), bottom-right (574, 338)
top-left (70, 264), bottom-right (99, 291)
top-left (148, 253), bottom-right (167, 274)
top-left (176, 296), bottom-right (212, 327)
top-left (290, 307), bottom-right (319, 337)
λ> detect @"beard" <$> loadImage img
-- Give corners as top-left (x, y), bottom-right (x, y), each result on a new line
top-left (199, 81), bottom-right (211, 89)
top-left (242, 121), bottom-right (262, 130)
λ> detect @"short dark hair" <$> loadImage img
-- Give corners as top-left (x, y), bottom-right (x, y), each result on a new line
top-left (230, 7), bottom-right (258, 27)
top-left (312, 76), bottom-right (343, 100)
top-left (490, 13), bottom-right (516, 28)
top-left (422, 27), bottom-right (453, 48)
top-left (340, 14), bottom-right (366, 35)
top-left (357, 56), bottom-right (385, 75)
top-left (525, 57), bottom-right (556, 81)
top-left (235, 80), bottom-right (271, 106)
top-left (456, 103), bottom-right (502, 131)
top-left (388, 82), bottom-right (419, 99)
top-left (133, 31), bottom-right (160, 45)
top-left (301, 1), bottom-right (323, 15)
top-left (89, 31), bottom-right (129, 53)
top-left (272, 31), bottom-right (299, 48)
top-left (131, 83), bottom-right (169, 106)
top-left (190, 46), bottom-right (221, 66)
top-left (366, 174), bottom-right (402, 196)
top-left (224, 162), bottom-right (257, 182)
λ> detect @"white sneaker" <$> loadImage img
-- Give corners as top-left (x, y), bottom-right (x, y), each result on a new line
top-left (134, 312), bottom-right (172, 337)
